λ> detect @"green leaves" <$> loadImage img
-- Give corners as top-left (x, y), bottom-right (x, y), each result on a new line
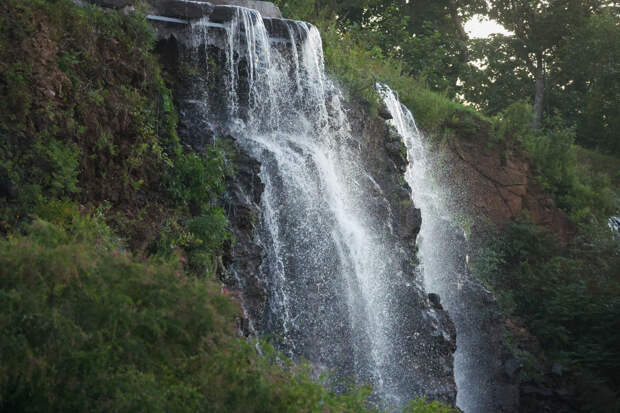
top-left (474, 218), bottom-right (620, 411)
top-left (37, 139), bottom-right (82, 197)
top-left (165, 148), bottom-right (228, 210)
top-left (0, 213), bottom-right (454, 413)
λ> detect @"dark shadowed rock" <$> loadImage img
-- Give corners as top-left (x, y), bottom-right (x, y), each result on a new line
top-left (428, 293), bottom-right (443, 310)
top-left (87, 0), bottom-right (133, 7)
top-left (208, 0), bottom-right (281, 18)
top-left (149, 0), bottom-right (214, 19)
top-left (378, 102), bottom-right (393, 120)
top-left (504, 358), bottom-right (522, 380)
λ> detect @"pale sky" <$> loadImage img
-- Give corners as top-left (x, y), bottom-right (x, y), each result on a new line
top-left (465, 15), bottom-right (513, 38)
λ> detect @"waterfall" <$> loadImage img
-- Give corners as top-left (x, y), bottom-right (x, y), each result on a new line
top-left (177, 4), bottom-right (456, 407)
top-left (378, 83), bottom-right (517, 412)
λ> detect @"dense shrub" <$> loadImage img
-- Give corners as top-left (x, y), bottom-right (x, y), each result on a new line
top-left (474, 219), bottom-right (620, 411)
top-left (0, 210), bottom-right (454, 412)
top-left (490, 101), bottom-right (618, 223)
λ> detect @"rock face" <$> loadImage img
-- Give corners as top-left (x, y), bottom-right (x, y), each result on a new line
top-left (348, 102), bottom-right (422, 250)
top-left (346, 97), bottom-right (456, 403)
top-left (205, 0), bottom-right (281, 17)
top-left (439, 114), bottom-right (575, 244)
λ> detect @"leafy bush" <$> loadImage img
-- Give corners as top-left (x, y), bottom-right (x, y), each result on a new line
top-left (404, 398), bottom-right (456, 413)
top-left (0, 212), bottom-right (453, 412)
top-left (526, 130), bottom-right (616, 223)
top-left (474, 219), bottom-right (620, 411)
top-left (489, 102), bottom-right (618, 223)
top-left (165, 147), bottom-right (229, 210)
top-left (491, 100), bottom-right (533, 142)
top-left (37, 139), bottom-right (82, 196)
top-left (0, 0), bottom-right (178, 240)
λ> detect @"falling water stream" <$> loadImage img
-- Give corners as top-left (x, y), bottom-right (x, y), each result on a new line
top-left (179, 4), bottom-right (456, 408)
top-left (191, 8), bottom-right (405, 406)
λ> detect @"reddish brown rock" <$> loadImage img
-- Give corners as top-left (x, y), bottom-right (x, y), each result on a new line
top-left (439, 115), bottom-right (575, 243)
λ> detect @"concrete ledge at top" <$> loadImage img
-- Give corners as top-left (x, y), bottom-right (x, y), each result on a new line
top-left (209, 0), bottom-right (281, 18)
top-left (88, 0), bottom-right (282, 18)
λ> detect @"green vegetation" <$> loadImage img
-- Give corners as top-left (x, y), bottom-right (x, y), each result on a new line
top-left (0, 209), bottom-right (378, 412)
top-left (0, 0), bottom-right (230, 267)
top-left (0, 1), bottom-right (455, 412)
top-left (491, 101), bottom-right (617, 224)
top-left (0, 206), bottom-right (454, 409)
top-left (473, 219), bottom-right (620, 412)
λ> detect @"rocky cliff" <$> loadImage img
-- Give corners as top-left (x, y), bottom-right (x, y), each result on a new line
top-left (440, 113), bottom-right (575, 243)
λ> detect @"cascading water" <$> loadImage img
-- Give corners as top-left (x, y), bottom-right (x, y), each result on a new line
top-left (178, 5), bottom-right (455, 407)
top-left (378, 83), bottom-right (518, 413)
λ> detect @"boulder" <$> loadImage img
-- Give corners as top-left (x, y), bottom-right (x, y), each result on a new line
top-left (377, 102), bottom-right (393, 120)
top-left (428, 293), bottom-right (443, 310)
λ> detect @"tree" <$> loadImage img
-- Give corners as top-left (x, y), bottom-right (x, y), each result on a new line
top-left (552, 9), bottom-right (620, 155)
top-left (463, 34), bottom-right (534, 115)
top-left (331, 0), bottom-right (486, 94)
top-left (487, 0), bottom-right (601, 129)
top-left (275, 0), bottom-right (487, 95)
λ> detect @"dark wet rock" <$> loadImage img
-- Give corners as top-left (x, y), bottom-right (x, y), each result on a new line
top-left (504, 358), bottom-right (522, 380)
top-left (0, 169), bottom-right (13, 200)
top-left (522, 385), bottom-right (553, 397)
top-left (150, 0), bottom-right (214, 19)
top-left (377, 102), bottom-right (393, 120)
top-left (208, 0), bottom-right (281, 18)
top-left (87, 0), bottom-right (133, 7)
top-left (208, 4), bottom-right (238, 22)
top-left (428, 293), bottom-right (443, 310)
